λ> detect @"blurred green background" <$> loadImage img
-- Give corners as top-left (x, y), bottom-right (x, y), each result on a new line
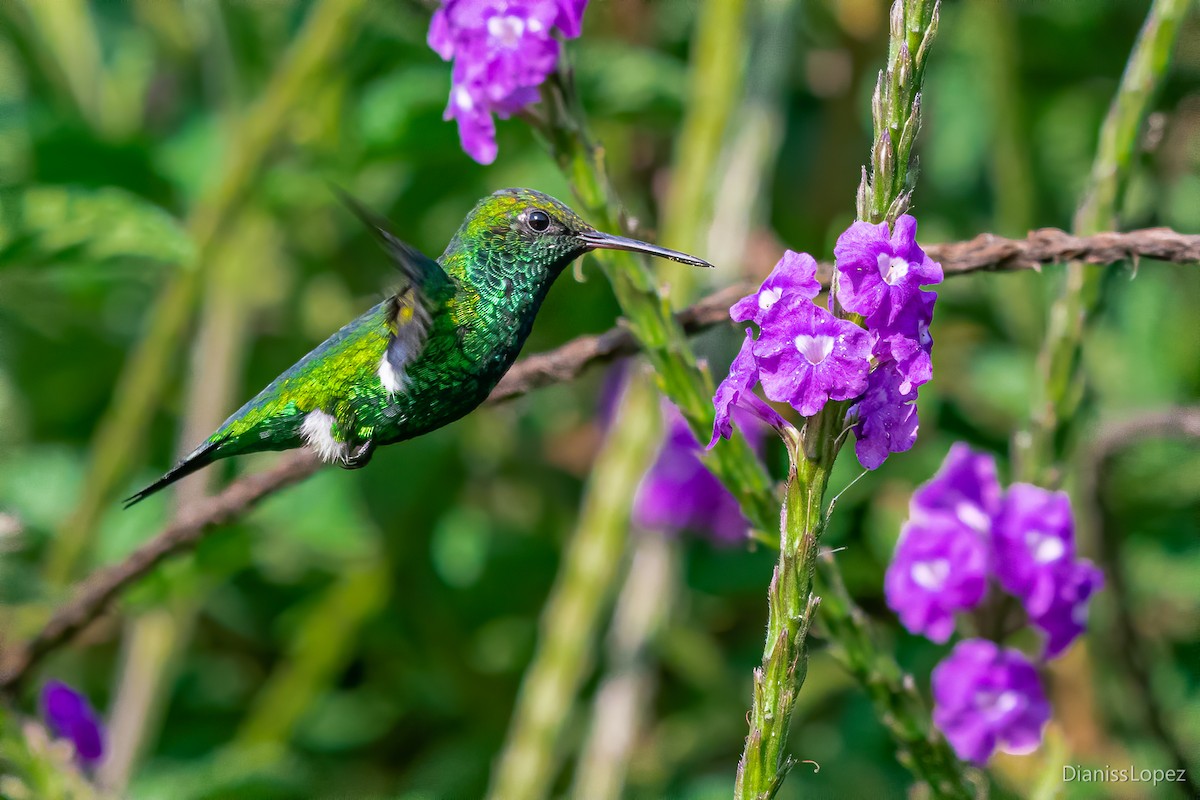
top-left (0, 0), bottom-right (1198, 797)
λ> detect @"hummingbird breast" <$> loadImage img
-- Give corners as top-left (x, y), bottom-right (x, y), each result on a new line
top-left (369, 275), bottom-right (552, 445)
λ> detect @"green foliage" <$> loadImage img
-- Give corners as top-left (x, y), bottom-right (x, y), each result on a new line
top-left (0, 186), bottom-right (193, 273)
top-left (0, 0), bottom-right (1196, 798)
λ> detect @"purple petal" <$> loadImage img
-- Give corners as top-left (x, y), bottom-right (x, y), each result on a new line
top-left (867, 289), bottom-right (936, 394)
top-left (1030, 559), bottom-right (1104, 659)
top-left (730, 250), bottom-right (821, 325)
top-left (992, 484), bottom-right (1076, 613)
top-left (885, 514), bottom-right (990, 642)
top-left (850, 365), bottom-right (919, 470)
top-left (911, 443), bottom-right (1003, 532)
top-left (556, 0), bottom-right (588, 37)
top-left (40, 681), bottom-right (105, 766)
top-left (834, 215), bottom-right (941, 316)
top-left (428, 5), bottom-right (457, 60)
top-left (445, 83), bottom-right (498, 164)
top-left (890, 214), bottom-right (943, 285)
top-left (709, 330), bottom-right (760, 448)
top-left (637, 404), bottom-right (753, 544)
top-left (753, 295), bottom-right (870, 417)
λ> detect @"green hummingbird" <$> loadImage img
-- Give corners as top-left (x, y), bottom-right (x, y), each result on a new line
top-left (125, 188), bottom-right (712, 506)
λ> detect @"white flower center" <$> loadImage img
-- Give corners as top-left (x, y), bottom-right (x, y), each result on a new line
top-left (1025, 530), bottom-right (1065, 564)
top-left (877, 252), bottom-right (911, 285)
top-left (758, 286), bottom-right (783, 312)
top-left (487, 14), bottom-right (526, 48)
top-left (910, 558), bottom-right (950, 591)
top-left (453, 85), bottom-right (475, 111)
top-left (794, 334), bottom-right (835, 365)
top-left (955, 502), bottom-right (991, 534)
top-left (918, 319), bottom-right (932, 347)
top-left (976, 689), bottom-right (1021, 722)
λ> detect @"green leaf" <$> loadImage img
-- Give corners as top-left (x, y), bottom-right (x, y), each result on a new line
top-left (0, 185), bottom-right (194, 272)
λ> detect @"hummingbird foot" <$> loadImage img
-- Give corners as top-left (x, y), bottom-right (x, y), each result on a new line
top-left (342, 440), bottom-right (376, 470)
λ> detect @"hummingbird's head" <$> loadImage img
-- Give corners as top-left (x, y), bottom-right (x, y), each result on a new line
top-left (448, 188), bottom-right (713, 281)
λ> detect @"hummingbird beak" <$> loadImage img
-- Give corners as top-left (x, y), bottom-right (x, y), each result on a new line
top-left (578, 230), bottom-right (714, 269)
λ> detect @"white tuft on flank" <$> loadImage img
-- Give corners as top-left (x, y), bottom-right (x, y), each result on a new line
top-left (300, 410), bottom-right (350, 463)
top-left (378, 356), bottom-right (407, 396)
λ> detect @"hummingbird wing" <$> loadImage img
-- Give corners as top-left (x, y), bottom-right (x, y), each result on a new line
top-left (334, 189), bottom-right (455, 395)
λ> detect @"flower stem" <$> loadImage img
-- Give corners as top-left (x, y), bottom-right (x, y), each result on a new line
top-left (1016, 0), bottom-right (1190, 487)
top-left (818, 552), bottom-right (978, 799)
top-left (857, 0), bottom-right (940, 226)
top-left (735, 442), bottom-right (827, 800)
top-left (536, 70), bottom-right (780, 539)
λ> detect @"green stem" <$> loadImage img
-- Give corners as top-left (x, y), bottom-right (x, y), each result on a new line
top-left (43, 0), bottom-right (368, 587)
top-left (230, 557), bottom-right (390, 753)
top-left (486, 372), bottom-right (661, 800)
top-left (818, 553), bottom-right (979, 799)
top-left (96, 604), bottom-right (196, 791)
top-left (571, 534), bottom-right (676, 800)
top-left (857, 0), bottom-right (939, 226)
top-left (735, 438), bottom-right (827, 800)
top-left (492, 5), bottom-right (757, 793)
top-left (659, 0), bottom-right (749, 285)
top-left (537, 75), bottom-right (779, 539)
top-left (1017, 0), bottom-right (1190, 487)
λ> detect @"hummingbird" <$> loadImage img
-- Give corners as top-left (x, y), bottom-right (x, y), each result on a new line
top-left (125, 188), bottom-right (712, 506)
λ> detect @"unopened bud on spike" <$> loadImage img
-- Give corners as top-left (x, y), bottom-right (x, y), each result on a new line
top-left (897, 43), bottom-right (912, 89)
top-left (875, 131), bottom-right (895, 182)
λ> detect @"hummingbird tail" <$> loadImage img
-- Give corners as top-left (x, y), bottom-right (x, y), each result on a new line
top-left (123, 439), bottom-right (226, 509)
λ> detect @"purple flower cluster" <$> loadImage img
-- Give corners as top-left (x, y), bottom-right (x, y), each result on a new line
top-left (709, 216), bottom-right (941, 470)
top-left (40, 681), bottom-right (105, 767)
top-left (885, 443), bottom-right (1105, 764)
top-left (429, 0), bottom-right (587, 163)
top-left (636, 404), bottom-right (757, 544)
top-left (932, 640), bottom-right (1051, 764)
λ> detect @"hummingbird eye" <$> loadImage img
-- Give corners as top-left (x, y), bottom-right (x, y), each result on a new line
top-left (527, 210), bottom-right (551, 232)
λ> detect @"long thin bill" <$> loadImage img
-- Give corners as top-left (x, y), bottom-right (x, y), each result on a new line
top-left (579, 230), bottom-right (714, 268)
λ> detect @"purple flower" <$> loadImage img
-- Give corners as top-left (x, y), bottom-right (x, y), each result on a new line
top-left (885, 513), bottom-right (990, 643)
top-left (893, 444), bottom-right (1105, 658)
top-left (1028, 559), bottom-right (1104, 659)
top-left (834, 214), bottom-right (942, 317)
top-left (867, 289), bottom-right (936, 394)
top-left (709, 331), bottom-right (785, 448)
top-left (636, 404), bottom-right (756, 544)
top-left (932, 639), bottom-right (1051, 764)
top-left (753, 292), bottom-right (871, 417)
top-left (910, 443), bottom-right (1003, 533)
top-left (730, 250), bottom-right (821, 325)
top-left (990, 483), bottom-right (1104, 657)
top-left (40, 681), bottom-right (105, 766)
top-left (849, 364), bottom-right (920, 470)
top-left (429, 0), bottom-right (586, 164)
top-left (992, 484), bottom-right (1075, 611)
